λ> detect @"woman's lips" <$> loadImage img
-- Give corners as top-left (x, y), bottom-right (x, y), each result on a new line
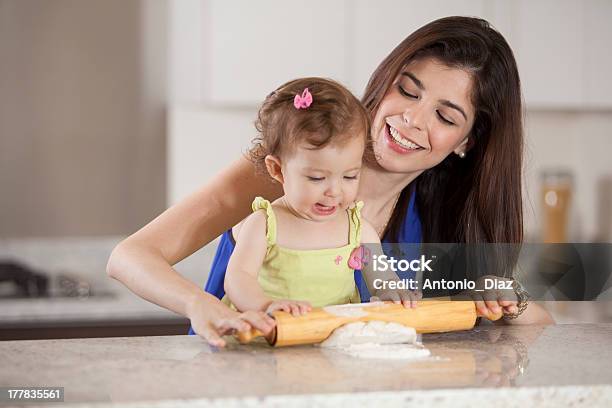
top-left (384, 123), bottom-right (423, 155)
top-left (313, 203), bottom-right (336, 216)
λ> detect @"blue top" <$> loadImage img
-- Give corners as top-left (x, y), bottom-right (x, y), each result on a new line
top-left (188, 191), bottom-right (421, 335)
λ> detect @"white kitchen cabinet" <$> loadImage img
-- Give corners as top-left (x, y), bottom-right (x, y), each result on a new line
top-left (511, 0), bottom-right (585, 108)
top-left (351, 0), bottom-right (612, 109)
top-left (167, 105), bottom-right (257, 204)
top-left (350, 0), bottom-right (487, 97)
top-left (168, 0), bottom-right (205, 104)
top-left (169, 1), bottom-right (612, 107)
top-left (207, 0), bottom-right (348, 105)
top-left (488, 0), bottom-right (612, 109)
top-left (583, 0), bottom-right (612, 108)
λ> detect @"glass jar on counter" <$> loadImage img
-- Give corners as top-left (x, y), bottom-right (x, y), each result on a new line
top-left (540, 170), bottom-right (573, 243)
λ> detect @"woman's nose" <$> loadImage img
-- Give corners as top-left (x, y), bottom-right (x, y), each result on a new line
top-left (403, 106), bottom-right (424, 131)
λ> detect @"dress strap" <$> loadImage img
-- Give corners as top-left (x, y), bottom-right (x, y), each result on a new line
top-left (252, 196), bottom-right (277, 246)
top-left (348, 201), bottom-right (364, 246)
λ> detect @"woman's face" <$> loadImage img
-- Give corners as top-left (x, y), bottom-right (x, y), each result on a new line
top-left (371, 57), bottom-right (476, 174)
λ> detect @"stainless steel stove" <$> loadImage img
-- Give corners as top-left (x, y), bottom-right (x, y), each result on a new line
top-left (0, 261), bottom-right (114, 299)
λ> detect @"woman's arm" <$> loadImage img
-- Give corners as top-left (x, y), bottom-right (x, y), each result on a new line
top-left (500, 302), bottom-right (555, 325)
top-left (106, 155), bottom-right (282, 343)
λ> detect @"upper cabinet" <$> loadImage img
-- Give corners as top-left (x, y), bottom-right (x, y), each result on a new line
top-left (350, 0), bottom-right (487, 98)
top-left (516, 0), bottom-right (585, 108)
top-left (206, 0), bottom-right (347, 105)
top-left (583, 0), bottom-right (612, 108)
top-left (169, 0), bottom-right (612, 109)
top-left (486, 0), bottom-right (612, 109)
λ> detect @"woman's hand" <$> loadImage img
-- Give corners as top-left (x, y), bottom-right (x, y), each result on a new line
top-left (265, 299), bottom-right (312, 316)
top-left (371, 289), bottom-right (422, 308)
top-left (187, 293), bottom-right (275, 347)
top-left (459, 276), bottom-right (555, 325)
top-left (470, 275), bottom-right (518, 318)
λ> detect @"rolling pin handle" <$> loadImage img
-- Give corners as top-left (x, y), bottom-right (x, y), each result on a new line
top-left (477, 307), bottom-right (504, 321)
top-left (236, 328), bottom-right (263, 344)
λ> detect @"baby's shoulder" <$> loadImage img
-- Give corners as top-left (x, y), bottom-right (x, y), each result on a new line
top-left (234, 209), bottom-right (268, 241)
top-left (245, 209), bottom-right (268, 228)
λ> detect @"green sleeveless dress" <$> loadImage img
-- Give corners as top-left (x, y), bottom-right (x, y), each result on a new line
top-left (225, 196), bottom-right (362, 309)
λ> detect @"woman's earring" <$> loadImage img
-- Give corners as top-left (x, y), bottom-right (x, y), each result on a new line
top-left (458, 151), bottom-right (466, 159)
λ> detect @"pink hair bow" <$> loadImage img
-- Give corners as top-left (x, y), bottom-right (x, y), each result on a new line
top-left (293, 88), bottom-right (313, 109)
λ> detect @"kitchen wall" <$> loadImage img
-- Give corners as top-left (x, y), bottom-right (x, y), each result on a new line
top-left (0, 0), bottom-right (168, 238)
top-left (524, 111), bottom-right (612, 242)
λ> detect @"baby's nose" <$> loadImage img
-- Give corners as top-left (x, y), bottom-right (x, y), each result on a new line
top-left (325, 181), bottom-right (342, 197)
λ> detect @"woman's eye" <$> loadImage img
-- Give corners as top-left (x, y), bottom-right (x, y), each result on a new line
top-left (436, 111), bottom-right (455, 126)
top-left (398, 85), bottom-right (417, 99)
top-left (307, 176), bottom-right (324, 181)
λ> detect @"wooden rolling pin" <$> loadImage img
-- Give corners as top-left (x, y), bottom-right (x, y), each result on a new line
top-left (236, 298), bottom-right (502, 347)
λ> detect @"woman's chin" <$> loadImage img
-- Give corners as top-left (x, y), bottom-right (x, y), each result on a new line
top-left (372, 145), bottom-right (429, 176)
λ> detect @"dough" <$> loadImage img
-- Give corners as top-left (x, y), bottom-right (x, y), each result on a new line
top-left (319, 321), bottom-right (431, 361)
top-left (320, 321), bottom-right (417, 347)
top-left (322, 302), bottom-right (384, 318)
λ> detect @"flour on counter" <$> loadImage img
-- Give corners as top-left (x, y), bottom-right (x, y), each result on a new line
top-left (320, 321), bottom-right (431, 361)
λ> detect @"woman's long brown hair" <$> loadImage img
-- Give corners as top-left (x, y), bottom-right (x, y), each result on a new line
top-left (363, 16), bottom-right (523, 244)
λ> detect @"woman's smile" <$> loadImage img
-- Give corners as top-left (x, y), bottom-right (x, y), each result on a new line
top-left (384, 121), bottom-right (426, 154)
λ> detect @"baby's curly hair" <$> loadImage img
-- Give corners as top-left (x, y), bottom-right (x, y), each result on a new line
top-left (248, 77), bottom-right (371, 175)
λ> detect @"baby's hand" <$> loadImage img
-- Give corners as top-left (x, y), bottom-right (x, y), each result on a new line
top-left (266, 299), bottom-right (312, 317)
top-left (371, 289), bottom-right (422, 309)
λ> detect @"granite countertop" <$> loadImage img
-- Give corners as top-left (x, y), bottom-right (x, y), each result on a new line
top-left (0, 291), bottom-right (184, 327)
top-left (1, 324), bottom-right (611, 407)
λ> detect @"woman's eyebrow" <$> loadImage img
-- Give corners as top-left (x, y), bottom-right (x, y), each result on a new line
top-left (402, 71), bottom-right (468, 121)
top-left (401, 72), bottom-right (424, 90)
top-left (440, 100), bottom-right (467, 121)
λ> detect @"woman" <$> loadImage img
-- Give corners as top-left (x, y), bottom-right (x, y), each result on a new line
top-left (107, 16), bottom-right (553, 347)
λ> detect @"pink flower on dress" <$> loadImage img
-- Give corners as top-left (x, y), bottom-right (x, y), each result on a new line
top-left (348, 246), bottom-right (371, 269)
top-left (334, 255), bottom-right (343, 265)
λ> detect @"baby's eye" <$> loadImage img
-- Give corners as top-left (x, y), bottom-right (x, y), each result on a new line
top-left (344, 175), bottom-right (359, 180)
top-left (307, 176), bottom-right (324, 182)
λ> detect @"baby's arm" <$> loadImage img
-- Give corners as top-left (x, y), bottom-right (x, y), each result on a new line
top-left (224, 210), bottom-right (272, 312)
top-left (360, 220), bottom-right (419, 308)
top-left (225, 210), bottom-right (311, 316)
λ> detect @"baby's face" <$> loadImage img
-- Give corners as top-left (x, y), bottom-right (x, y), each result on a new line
top-left (280, 135), bottom-right (364, 221)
